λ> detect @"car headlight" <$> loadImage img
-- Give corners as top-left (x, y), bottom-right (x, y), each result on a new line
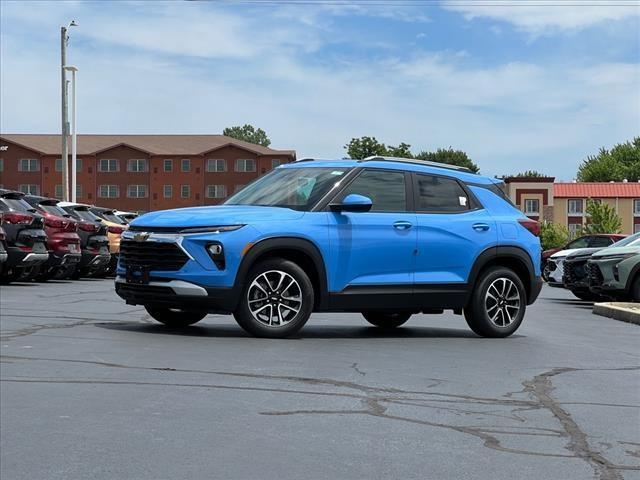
top-left (179, 225), bottom-right (244, 234)
top-left (597, 253), bottom-right (638, 262)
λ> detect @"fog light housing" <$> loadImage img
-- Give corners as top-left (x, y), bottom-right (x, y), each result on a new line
top-left (207, 242), bottom-right (225, 269)
top-left (612, 263), bottom-right (620, 281)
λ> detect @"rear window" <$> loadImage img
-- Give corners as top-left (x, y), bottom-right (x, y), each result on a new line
top-left (416, 174), bottom-right (469, 213)
top-left (1, 198), bottom-right (35, 212)
top-left (39, 204), bottom-right (70, 217)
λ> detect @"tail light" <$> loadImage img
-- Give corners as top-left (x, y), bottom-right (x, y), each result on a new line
top-left (108, 225), bottom-right (126, 234)
top-left (518, 218), bottom-right (540, 237)
top-left (78, 222), bottom-right (98, 232)
top-left (3, 212), bottom-right (33, 225)
top-left (45, 217), bottom-right (65, 228)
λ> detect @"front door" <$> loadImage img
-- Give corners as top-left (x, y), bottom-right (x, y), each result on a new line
top-left (326, 169), bottom-right (417, 296)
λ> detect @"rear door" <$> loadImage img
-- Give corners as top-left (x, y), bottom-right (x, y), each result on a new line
top-left (412, 173), bottom-right (497, 285)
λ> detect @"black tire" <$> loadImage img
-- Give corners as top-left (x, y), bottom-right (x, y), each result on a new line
top-left (464, 266), bottom-right (527, 338)
top-left (145, 306), bottom-right (207, 327)
top-left (570, 289), bottom-right (604, 302)
top-left (233, 258), bottom-right (314, 338)
top-left (362, 311), bottom-right (411, 328)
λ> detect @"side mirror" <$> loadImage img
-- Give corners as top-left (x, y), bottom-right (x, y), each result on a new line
top-left (330, 194), bottom-right (373, 213)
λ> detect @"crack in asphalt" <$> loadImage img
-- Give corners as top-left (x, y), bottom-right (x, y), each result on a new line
top-left (1, 354), bottom-right (639, 477)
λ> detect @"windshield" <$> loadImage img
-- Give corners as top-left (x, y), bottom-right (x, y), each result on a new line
top-left (611, 232), bottom-right (640, 247)
top-left (224, 167), bottom-right (349, 211)
top-left (39, 204), bottom-right (70, 217)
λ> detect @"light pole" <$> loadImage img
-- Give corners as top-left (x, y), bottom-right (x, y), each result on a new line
top-left (60, 20), bottom-right (77, 201)
top-left (64, 66), bottom-right (78, 202)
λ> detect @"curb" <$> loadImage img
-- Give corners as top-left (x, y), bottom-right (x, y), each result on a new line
top-left (593, 303), bottom-right (640, 325)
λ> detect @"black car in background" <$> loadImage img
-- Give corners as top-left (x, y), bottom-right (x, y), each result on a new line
top-left (563, 248), bottom-right (605, 301)
top-left (0, 190), bottom-right (49, 282)
top-left (59, 204), bottom-right (111, 278)
top-left (0, 219), bottom-right (8, 275)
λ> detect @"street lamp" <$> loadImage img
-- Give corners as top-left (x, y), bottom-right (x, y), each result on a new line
top-left (60, 20), bottom-right (77, 201)
top-left (64, 65), bottom-right (78, 203)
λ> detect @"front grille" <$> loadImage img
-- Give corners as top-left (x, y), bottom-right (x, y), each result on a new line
top-left (563, 260), bottom-right (587, 285)
top-left (119, 240), bottom-right (189, 271)
top-left (587, 262), bottom-right (604, 287)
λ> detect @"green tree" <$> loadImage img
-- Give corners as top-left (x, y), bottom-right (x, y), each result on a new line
top-left (415, 148), bottom-right (480, 173)
top-left (577, 137), bottom-right (640, 182)
top-left (540, 221), bottom-right (569, 250)
top-left (509, 170), bottom-right (548, 178)
top-left (223, 124), bottom-right (271, 147)
top-left (583, 199), bottom-right (622, 234)
top-left (344, 136), bottom-right (388, 159)
top-left (386, 142), bottom-right (413, 159)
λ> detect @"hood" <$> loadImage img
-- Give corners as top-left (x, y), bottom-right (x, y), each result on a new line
top-left (565, 247), bottom-right (602, 260)
top-left (550, 248), bottom-right (580, 259)
top-left (591, 245), bottom-right (640, 258)
top-left (132, 205), bottom-right (305, 229)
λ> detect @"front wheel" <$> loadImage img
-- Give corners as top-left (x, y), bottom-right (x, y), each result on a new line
top-left (234, 259), bottom-right (314, 338)
top-left (362, 311), bottom-right (411, 328)
top-left (145, 306), bottom-right (207, 327)
top-left (464, 267), bottom-right (526, 338)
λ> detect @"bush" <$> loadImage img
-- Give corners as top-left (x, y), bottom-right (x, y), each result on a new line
top-left (540, 221), bottom-right (569, 251)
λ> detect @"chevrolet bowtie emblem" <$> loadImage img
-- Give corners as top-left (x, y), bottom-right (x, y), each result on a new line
top-left (133, 232), bottom-right (150, 242)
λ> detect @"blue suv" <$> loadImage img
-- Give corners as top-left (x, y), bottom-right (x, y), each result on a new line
top-left (115, 157), bottom-right (542, 338)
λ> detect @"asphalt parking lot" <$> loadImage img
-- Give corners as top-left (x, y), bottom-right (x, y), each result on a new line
top-left (1, 280), bottom-right (638, 480)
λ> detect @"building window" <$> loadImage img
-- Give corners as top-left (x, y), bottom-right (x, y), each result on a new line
top-left (164, 159), bottom-right (173, 172)
top-left (99, 159), bottom-right (119, 172)
top-left (99, 185), bottom-right (119, 198)
top-left (76, 184), bottom-right (83, 199)
top-left (128, 185), bottom-right (148, 198)
top-left (235, 184), bottom-right (246, 193)
top-left (235, 159), bottom-right (256, 172)
top-left (206, 159), bottom-right (226, 172)
top-left (207, 185), bottom-right (227, 198)
top-left (19, 184), bottom-right (39, 195)
top-left (272, 159), bottom-right (282, 169)
top-left (181, 159), bottom-right (191, 172)
top-left (0, 158), bottom-right (3, 171)
top-left (634, 199), bottom-right (640, 215)
top-left (635, 223), bottom-right (640, 234)
top-left (524, 199), bottom-right (540, 215)
top-left (18, 158), bottom-right (39, 172)
top-left (55, 185), bottom-right (63, 199)
top-left (181, 185), bottom-right (190, 199)
top-left (55, 158), bottom-right (82, 172)
top-left (568, 199), bottom-right (583, 215)
top-left (163, 185), bottom-right (173, 198)
top-left (568, 223), bottom-right (582, 238)
top-left (127, 159), bottom-right (148, 172)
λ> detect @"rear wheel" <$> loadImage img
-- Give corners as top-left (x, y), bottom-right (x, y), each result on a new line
top-left (464, 267), bottom-right (526, 338)
top-left (234, 259), bottom-right (313, 338)
top-left (145, 306), bottom-right (207, 327)
top-left (362, 311), bottom-right (411, 328)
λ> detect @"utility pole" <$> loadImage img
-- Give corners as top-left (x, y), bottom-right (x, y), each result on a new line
top-left (60, 21), bottom-right (77, 202)
top-left (61, 26), bottom-right (69, 201)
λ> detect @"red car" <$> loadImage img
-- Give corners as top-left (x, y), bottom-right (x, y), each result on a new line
top-left (24, 195), bottom-right (82, 280)
top-left (542, 234), bottom-right (626, 268)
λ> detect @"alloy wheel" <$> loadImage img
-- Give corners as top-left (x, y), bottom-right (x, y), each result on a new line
top-left (484, 277), bottom-right (521, 328)
top-left (247, 270), bottom-right (303, 327)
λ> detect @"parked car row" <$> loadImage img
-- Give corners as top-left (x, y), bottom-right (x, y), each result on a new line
top-left (543, 232), bottom-right (640, 301)
top-left (0, 188), bottom-right (137, 283)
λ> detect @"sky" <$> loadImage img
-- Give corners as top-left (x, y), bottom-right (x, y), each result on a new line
top-left (1, 0), bottom-right (639, 180)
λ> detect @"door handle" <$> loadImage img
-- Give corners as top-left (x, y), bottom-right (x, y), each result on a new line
top-left (472, 223), bottom-right (490, 232)
top-left (393, 221), bottom-right (413, 230)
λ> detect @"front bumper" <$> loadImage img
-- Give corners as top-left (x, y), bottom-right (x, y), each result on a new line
top-left (114, 276), bottom-right (239, 313)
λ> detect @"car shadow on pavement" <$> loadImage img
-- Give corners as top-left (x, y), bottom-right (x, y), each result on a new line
top-left (95, 322), bottom-right (505, 339)
top-left (545, 298), bottom-right (594, 310)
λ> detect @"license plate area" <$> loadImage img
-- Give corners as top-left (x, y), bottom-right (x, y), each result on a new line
top-left (126, 265), bottom-right (150, 284)
top-left (68, 244), bottom-right (80, 254)
top-left (32, 242), bottom-right (47, 253)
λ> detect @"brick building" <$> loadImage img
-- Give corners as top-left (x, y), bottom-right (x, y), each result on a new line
top-left (0, 134), bottom-right (296, 212)
top-left (504, 176), bottom-right (640, 236)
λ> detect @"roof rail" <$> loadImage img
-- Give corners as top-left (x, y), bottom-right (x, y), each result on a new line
top-left (361, 156), bottom-right (473, 173)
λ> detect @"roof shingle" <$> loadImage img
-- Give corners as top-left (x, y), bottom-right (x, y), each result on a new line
top-left (554, 182), bottom-right (640, 198)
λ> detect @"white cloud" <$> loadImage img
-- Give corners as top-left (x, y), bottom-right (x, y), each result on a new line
top-left (444, 0), bottom-right (640, 35)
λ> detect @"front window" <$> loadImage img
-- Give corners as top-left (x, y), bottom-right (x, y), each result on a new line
top-left (338, 170), bottom-right (406, 212)
top-left (225, 167), bottom-right (348, 211)
top-left (524, 199), bottom-right (539, 215)
top-left (127, 159), bottom-right (148, 172)
top-left (19, 184), bottom-right (39, 195)
top-left (19, 158), bottom-right (39, 172)
top-left (128, 185), bottom-right (148, 198)
top-left (235, 159), bottom-right (256, 172)
top-left (568, 199), bottom-right (583, 215)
